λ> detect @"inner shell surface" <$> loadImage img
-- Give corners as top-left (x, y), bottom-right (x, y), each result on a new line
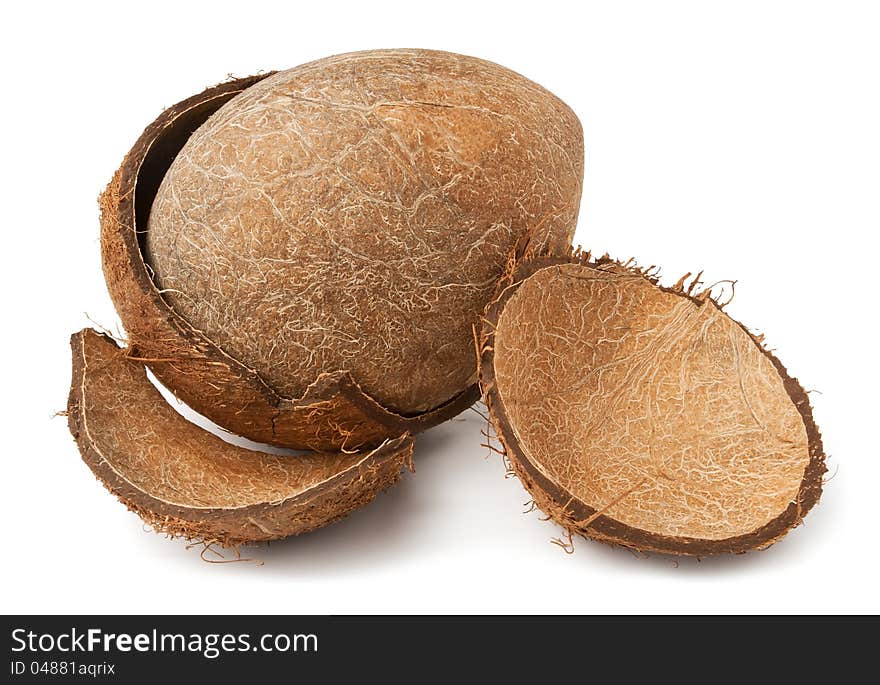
top-left (146, 49), bottom-right (582, 414)
top-left (78, 331), bottom-right (374, 508)
top-left (493, 264), bottom-right (810, 540)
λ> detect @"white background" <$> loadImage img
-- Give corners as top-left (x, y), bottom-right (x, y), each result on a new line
top-left (2, 0), bottom-right (878, 614)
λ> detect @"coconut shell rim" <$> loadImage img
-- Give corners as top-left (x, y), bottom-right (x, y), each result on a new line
top-left (478, 253), bottom-right (826, 556)
top-left (104, 72), bottom-right (479, 448)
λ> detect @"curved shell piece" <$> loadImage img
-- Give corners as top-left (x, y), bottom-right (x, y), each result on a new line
top-left (480, 256), bottom-right (825, 556)
top-left (68, 328), bottom-right (414, 546)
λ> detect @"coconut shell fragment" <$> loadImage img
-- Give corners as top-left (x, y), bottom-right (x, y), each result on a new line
top-left (102, 50), bottom-right (583, 451)
top-left (480, 256), bottom-right (825, 556)
top-left (67, 328), bottom-right (414, 546)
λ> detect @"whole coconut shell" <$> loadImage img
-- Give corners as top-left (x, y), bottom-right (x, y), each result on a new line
top-left (479, 255), bottom-right (825, 556)
top-left (117, 49), bottom-right (582, 449)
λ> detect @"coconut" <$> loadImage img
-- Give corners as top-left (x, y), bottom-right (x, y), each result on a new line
top-left (67, 328), bottom-right (413, 546)
top-left (479, 255), bottom-right (825, 555)
top-left (102, 50), bottom-right (584, 451)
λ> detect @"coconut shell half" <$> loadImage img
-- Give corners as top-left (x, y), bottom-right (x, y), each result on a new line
top-left (479, 256), bottom-right (826, 556)
top-left (67, 328), bottom-right (414, 546)
top-left (100, 73), bottom-right (480, 452)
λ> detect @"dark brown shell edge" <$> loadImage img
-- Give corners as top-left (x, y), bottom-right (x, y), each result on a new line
top-left (67, 328), bottom-right (414, 547)
top-left (478, 252), bottom-right (827, 557)
top-left (100, 74), bottom-right (479, 452)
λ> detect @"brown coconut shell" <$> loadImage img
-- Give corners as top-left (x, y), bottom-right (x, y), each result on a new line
top-left (479, 255), bottom-right (826, 556)
top-left (100, 73), bottom-right (482, 451)
top-left (67, 328), bottom-right (414, 546)
top-left (144, 51), bottom-right (583, 421)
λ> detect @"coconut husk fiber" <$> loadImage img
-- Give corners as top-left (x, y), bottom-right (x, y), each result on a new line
top-left (67, 328), bottom-right (414, 546)
top-left (102, 50), bottom-right (584, 451)
top-left (479, 254), bottom-right (825, 556)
